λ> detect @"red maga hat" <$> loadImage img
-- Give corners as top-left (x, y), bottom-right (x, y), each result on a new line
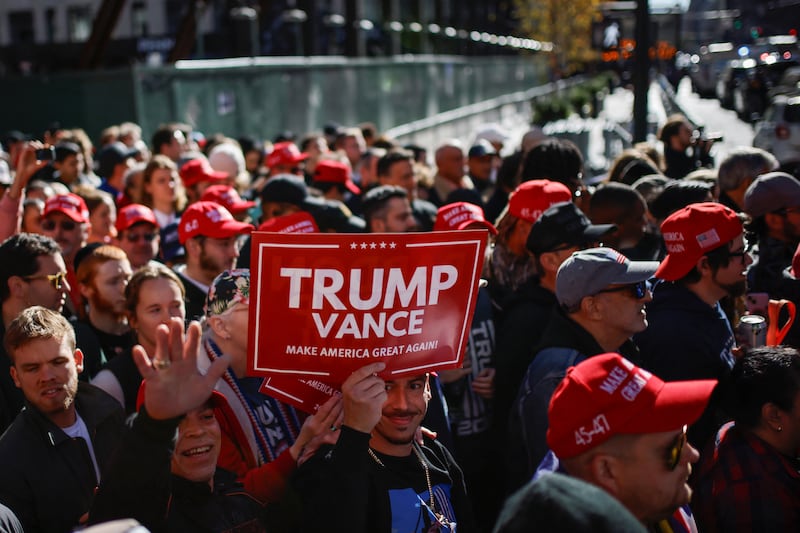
top-left (44, 193), bottom-right (90, 223)
top-left (179, 158), bottom-right (229, 188)
top-left (258, 211), bottom-right (319, 233)
top-left (547, 353), bottom-right (716, 459)
top-left (313, 160), bottom-right (360, 195)
top-left (178, 201), bottom-right (253, 244)
top-left (434, 202), bottom-right (497, 235)
top-left (266, 141), bottom-right (309, 168)
top-left (656, 202), bottom-right (742, 281)
top-left (508, 179), bottom-right (572, 223)
top-left (201, 185), bottom-right (256, 215)
top-left (116, 204), bottom-right (158, 232)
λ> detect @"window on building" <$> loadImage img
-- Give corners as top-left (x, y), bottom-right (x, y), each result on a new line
top-left (8, 11), bottom-right (34, 45)
top-left (67, 6), bottom-right (92, 42)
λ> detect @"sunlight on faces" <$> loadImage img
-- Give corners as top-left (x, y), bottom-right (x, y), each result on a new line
top-left (129, 277), bottom-right (185, 356)
top-left (372, 375), bottom-right (431, 452)
top-left (198, 237), bottom-right (241, 279)
top-left (10, 336), bottom-right (83, 428)
top-left (118, 222), bottom-right (160, 269)
top-left (171, 403), bottom-right (221, 486)
top-left (146, 168), bottom-right (178, 207)
top-left (41, 212), bottom-right (88, 261)
top-left (609, 428), bottom-right (699, 524)
top-left (85, 258), bottom-right (132, 318)
top-left (711, 234), bottom-right (751, 298)
top-left (24, 253), bottom-right (70, 313)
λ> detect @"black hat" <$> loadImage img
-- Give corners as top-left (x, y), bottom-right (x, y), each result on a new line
top-left (96, 142), bottom-right (139, 179)
top-left (259, 174), bottom-right (309, 205)
top-left (527, 201), bottom-right (615, 255)
top-left (468, 139), bottom-right (498, 158)
top-left (494, 473), bottom-right (647, 533)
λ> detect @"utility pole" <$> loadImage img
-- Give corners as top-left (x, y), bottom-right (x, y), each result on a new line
top-left (633, 0), bottom-right (650, 143)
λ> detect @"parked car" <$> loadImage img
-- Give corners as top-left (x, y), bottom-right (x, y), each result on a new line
top-left (717, 59), bottom-right (753, 109)
top-left (733, 58), bottom-right (799, 122)
top-left (767, 66), bottom-right (800, 100)
top-left (688, 42), bottom-right (740, 98)
top-left (753, 92), bottom-right (800, 166)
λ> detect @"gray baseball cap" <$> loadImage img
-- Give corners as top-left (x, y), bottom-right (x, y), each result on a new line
top-left (556, 247), bottom-right (659, 309)
top-left (743, 171), bottom-right (800, 218)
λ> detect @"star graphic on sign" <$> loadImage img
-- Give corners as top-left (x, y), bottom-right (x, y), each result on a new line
top-left (360, 242), bottom-right (368, 249)
top-left (389, 242), bottom-right (397, 249)
top-left (379, 241), bottom-right (387, 249)
top-left (370, 242), bottom-right (377, 249)
top-left (350, 242), bottom-right (358, 249)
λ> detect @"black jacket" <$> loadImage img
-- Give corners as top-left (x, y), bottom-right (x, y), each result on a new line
top-left (492, 279), bottom-right (557, 441)
top-left (295, 426), bottom-right (477, 533)
top-left (0, 383), bottom-right (125, 533)
top-left (0, 322), bottom-right (24, 434)
top-left (505, 308), bottom-right (639, 492)
top-left (89, 408), bottom-right (267, 533)
top-left (175, 270), bottom-right (209, 323)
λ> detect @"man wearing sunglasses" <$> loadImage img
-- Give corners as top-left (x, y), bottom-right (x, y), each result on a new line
top-left (530, 352), bottom-right (716, 532)
top-left (114, 204), bottom-right (161, 269)
top-left (0, 232), bottom-right (71, 433)
top-left (635, 202), bottom-right (750, 452)
top-left (40, 193), bottom-right (91, 315)
top-left (507, 247), bottom-right (658, 490)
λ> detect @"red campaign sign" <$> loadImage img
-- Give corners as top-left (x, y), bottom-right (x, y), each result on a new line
top-left (258, 374), bottom-right (337, 415)
top-left (247, 230), bottom-right (487, 384)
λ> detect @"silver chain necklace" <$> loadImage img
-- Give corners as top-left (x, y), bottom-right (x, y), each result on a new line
top-left (368, 445), bottom-right (455, 530)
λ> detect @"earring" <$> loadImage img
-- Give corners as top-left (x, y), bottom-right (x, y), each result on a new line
top-left (778, 426), bottom-right (783, 432)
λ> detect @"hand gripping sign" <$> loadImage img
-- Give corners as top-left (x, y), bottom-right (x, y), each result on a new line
top-left (248, 231), bottom-right (487, 387)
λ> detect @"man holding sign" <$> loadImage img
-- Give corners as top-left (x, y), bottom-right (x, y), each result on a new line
top-left (295, 362), bottom-right (477, 533)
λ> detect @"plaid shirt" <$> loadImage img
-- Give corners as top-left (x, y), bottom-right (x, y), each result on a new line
top-left (692, 422), bottom-right (800, 532)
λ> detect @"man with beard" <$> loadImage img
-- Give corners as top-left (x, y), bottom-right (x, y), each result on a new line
top-left (173, 201), bottom-right (253, 321)
top-left (0, 306), bottom-right (124, 532)
top-left (73, 245), bottom-right (134, 380)
top-left (635, 202), bottom-right (751, 452)
top-left (295, 363), bottom-right (478, 533)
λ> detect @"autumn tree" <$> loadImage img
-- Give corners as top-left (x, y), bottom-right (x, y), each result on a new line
top-left (514, 0), bottom-right (601, 76)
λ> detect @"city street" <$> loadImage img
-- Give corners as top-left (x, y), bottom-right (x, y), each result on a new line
top-left (673, 77), bottom-right (756, 162)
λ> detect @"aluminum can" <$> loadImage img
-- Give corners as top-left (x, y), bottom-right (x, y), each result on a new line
top-left (738, 314), bottom-right (767, 348)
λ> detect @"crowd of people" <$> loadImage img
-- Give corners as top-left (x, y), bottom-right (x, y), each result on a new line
top-left (0, 112), bottom-right (798, 533)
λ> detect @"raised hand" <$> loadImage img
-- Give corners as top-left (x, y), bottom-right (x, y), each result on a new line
top-left (341, 362), bottom-right (386, 434)
top-left (132, 318), bottom-right (231, 420)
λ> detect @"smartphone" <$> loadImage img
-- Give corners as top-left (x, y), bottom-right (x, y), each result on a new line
top-left (35, 147), bottom-right (55, 161)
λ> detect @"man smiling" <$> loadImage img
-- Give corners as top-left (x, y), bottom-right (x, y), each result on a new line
top-left (296, 362), bottom-right (477, 532)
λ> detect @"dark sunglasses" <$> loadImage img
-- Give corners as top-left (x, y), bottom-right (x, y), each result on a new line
top-left (596, 280), bottom-right (648, 299)
top-left (41, 219), bottom-right (77, 232)
top-left (124, 232), bottom-right (157, 243)
top-left (24, 271), bottom-right (67, 291)
top-left (666, 425), bottom-right (688, 471)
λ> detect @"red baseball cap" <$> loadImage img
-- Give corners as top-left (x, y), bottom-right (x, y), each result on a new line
top-left (313, 160), bottom-right (360, 195)
top-left (179, 158), bottom-right (229, 188)
top-left (434, 202), bottom-right (497, 235)
top-left (508, 180), bottom-right (572, 223)
top-left (656, 202), bottom-right (743, 281)
top-left (178, 201), bottom-right (254, 244)
top-left (266, 141), bottom-right (309, 169)
top-left (547, 353), bottom-right (716, 459)
top-left (258, 211), bottom-right (319, 233)
top-left (44, 193), bottom-right (90, 223)
top-left (116, 204), bottom-right (159, 233)
top-left (201, 185), bottom-right (257, 215)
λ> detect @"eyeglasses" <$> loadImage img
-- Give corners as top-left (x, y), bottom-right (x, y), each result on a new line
top-left (41, 219), bottom-right (77, 232)
top-left (24, 271), bottom-right (67, 291)
top-left (728, 247), bottom-right (749, 260)
top-left (666, 425), bottom-right (688, 471)
top-left (124, 232), bottom-right (157, 243)
top-left (596, 280), bottom-right (648, 299)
